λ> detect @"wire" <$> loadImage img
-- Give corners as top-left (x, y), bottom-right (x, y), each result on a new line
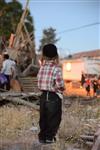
top-left (36, 22), bottom-right (100, 39)
top-left (57, 22), bottom-right (100, 34)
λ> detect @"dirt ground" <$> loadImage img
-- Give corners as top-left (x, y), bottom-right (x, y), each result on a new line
top-left (0, 83), bottom-right (100, 150)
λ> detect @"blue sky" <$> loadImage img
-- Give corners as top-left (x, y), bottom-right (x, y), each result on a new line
top-left (20, 0), bottom-right (100, 56)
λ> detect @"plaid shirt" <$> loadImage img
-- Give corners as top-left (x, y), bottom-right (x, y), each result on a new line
top-left (37, 61), bottom-right (64, 96)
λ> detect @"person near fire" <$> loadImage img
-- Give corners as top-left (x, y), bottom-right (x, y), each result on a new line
top-left (37, 43), bottom-right (65, 144)
top-left (85, 77), bottom-right (91, 96)
top-left (92, 76), bottom-right (98, 97)
top-left (81, 71), bottom-right (86, 87)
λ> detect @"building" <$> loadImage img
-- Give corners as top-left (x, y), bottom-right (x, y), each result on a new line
top-left (62, 49), bottom-right (100, 81)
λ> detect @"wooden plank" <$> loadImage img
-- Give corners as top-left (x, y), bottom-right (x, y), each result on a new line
top-left (80, 135), bottom-right (94, 141)
top-left (19, 77), bottom-right (40, 93)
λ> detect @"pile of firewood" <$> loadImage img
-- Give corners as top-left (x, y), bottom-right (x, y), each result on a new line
top-left (0, 91), bottom-right (40, 110)
top-left (80, 127), bottom-right (100, 150)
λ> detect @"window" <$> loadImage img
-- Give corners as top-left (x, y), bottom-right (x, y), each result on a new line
top-left (66, 62), bottom-right (72, 71)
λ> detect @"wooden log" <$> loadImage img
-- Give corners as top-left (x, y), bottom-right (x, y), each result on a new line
top-left (0, 91), bottom-right (41, 99)
top-left (0, 92), bottom-right (22, 97)
top-left (92, 135), bottom-right (100, 150)
top-left (14, 0), bottom-right (29, 45)
top-left (85, 141), bottom-right (93, 147)
top-left (0, 96), bottom-right (39, 110)
top-left (80, 135), bottom-right (94, 141)
top-left (94, 128), bottom-right (100, 139)
top-left (22, 64), bottom-right (39, 77)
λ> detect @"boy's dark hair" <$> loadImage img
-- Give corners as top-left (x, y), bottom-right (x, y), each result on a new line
top-left (42, 44), bottom-right (58, 59)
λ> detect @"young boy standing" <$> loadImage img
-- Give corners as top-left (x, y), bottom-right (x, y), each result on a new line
top-left (37, 44), bottom-right (64, 144)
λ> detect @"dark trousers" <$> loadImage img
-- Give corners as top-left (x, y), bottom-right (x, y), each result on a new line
top-left (2, 74), bottom-right (10, 90)
top-left (5, 75), bottom-right (10, 90)
top-left (39, 91), bottom-right (62, 141)
top-left (1, 75), bottom-right (10, 90)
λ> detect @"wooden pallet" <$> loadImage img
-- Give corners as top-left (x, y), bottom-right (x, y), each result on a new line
top-left (19, 77), bottom-right (40, 93)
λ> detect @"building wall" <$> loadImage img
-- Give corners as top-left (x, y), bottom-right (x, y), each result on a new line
top-left (62, 57), bottom-right (100, 81)
top-left (84, 58), bottom-right (100, 75)
top-left (62, 59), bottom-right (85, 81)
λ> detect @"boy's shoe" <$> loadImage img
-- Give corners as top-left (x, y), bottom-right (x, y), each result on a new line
top-left (45, 139), bottom-right (54, 144)
top-left (45, 137), bottom-right (56, 144)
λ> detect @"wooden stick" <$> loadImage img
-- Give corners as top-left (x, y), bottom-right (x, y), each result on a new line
top-left (80, 135), bottom-right (94, 141)
top-left (0, 96), bottom-right (39, 110)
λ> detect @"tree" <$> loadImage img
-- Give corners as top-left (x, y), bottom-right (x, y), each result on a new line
top-left (0, 0), bottom-right (35, 50)
top-left (0, 0), bottom-right (22, 38)
top-left (38, 27), bottom-right (59, 51)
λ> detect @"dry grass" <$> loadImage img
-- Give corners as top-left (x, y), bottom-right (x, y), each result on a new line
top-left (0, 97), bottom-right (100, 149)
top-left (0, 105), bottom-right (39, 141)
top-left (59, 100), bottom-right (100, 143)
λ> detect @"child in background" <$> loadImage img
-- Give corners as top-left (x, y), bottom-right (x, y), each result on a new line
top-left (92, 76), bottom-right (98, 97)
top-left (85, 78), bottom-right (91, 97)
top-left (37, 44), bottom-right (64, 144)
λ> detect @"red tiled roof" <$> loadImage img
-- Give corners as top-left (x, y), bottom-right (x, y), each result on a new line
top-left (73, 49), bottom-right (100, 58)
